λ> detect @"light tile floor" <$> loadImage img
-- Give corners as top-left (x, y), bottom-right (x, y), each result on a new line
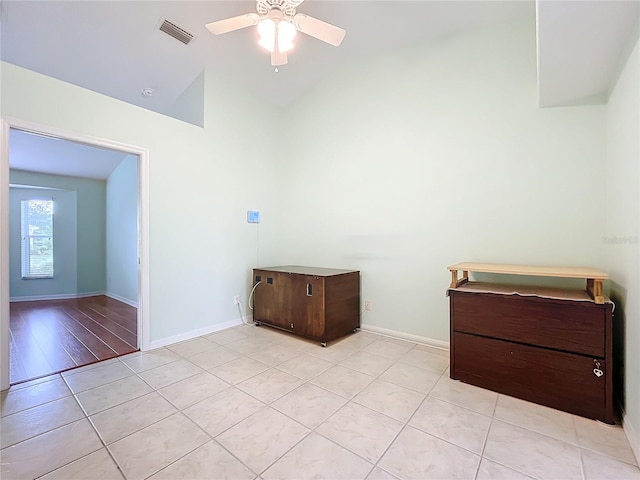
top-left (1, 325), bottom-right (638, 480)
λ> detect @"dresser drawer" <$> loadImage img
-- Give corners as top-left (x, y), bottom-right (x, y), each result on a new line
top-left (452, 332), bottom-right (610, 423)
top-left (451, 291), bottom-right (605, 357)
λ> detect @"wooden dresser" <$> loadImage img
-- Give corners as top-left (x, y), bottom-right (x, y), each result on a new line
top-left (448, 262), bottom-right (614, 424)
top-left (252, 266), bottom-right (360, 346)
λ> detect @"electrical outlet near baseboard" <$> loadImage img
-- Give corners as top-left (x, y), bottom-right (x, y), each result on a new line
top-left (364, 300), bottom-right (372, 311)
top-left (234, 295), bottom-right (241, 305)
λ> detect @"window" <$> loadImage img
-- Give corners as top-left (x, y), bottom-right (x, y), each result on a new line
top-left (21, 199), bottom-right (54, 279)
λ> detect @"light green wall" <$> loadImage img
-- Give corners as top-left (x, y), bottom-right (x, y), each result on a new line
top-left (605, 37), bottom-right (640, 457)
top-left (280, 20), bottom-right (606, 341)
top-left (1, 61), bottom-right (283, 342)
top-left (9, 170), bottom-right (106, 296)
top-left (9, 186), bottom-right (77, 298)
top-left (106, 154), bottom-right (138, 305)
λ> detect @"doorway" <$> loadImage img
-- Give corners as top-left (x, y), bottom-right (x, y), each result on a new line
top-left (0, 118), bottom-right (150, 390)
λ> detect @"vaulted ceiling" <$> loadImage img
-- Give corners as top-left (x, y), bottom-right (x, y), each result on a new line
top-left (8, 129), bottom-right (129, 181)
top-left (3, 0), bottom-right (636, 116)
top-left (2, 1), bottom-right (638, 178)
top-left (1, 1), bottom-right (536, 115)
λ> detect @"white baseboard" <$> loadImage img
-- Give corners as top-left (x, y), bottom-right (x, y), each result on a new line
top-left (10, 291), bottom-right (106, 302)
top-left (360, 324), bottom-right (449, 353)
top-left (621, 404), bottom-right (640, 465)
top-left (146, 316), bottom-right (249, 351)
top-left (105, 291), bottom-right (138, 308)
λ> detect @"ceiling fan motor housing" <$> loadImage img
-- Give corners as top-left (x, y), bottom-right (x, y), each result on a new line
top-left (256, 0), bottom-right (303, 18)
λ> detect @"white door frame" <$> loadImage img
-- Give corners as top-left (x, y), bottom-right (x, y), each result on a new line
top-left (0, 117), bottom-right (150, 390)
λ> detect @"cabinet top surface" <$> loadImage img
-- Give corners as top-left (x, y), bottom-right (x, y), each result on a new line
top-left (254, 265), bottom-right (359, 276)
top-left (448, 281), bottom-right (612, 306)
top-left (448, 262), bottom-right (608, 280)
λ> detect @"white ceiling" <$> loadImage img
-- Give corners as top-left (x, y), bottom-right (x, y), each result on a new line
top-left (9, 129), bottom-right (130, 180)
top-left (537, 0), bottom-right (639, 107)
top-left (1, 0), bottom-right (535, 113)
top-left (2, 0), bottom-right (638, 178)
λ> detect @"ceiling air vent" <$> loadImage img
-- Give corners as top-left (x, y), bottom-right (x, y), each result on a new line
top-left (159, 19), bottom-right (194, 45)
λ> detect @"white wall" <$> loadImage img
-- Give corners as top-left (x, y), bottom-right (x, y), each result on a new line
top-left (106, 154), bottom-right (138, 305)
top-left (1, 62), bottom-right (283, 343)
top-left (605, 37), bottom-right (640, 459)
top-left (9, 187), bottom-right (77, 299)
top-left (280, 21), bottom-right (606, 342)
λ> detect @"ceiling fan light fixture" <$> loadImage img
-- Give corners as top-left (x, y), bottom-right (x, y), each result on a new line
top-left (277, 20), bottom-right (296, 52)
top-left (258, 17), bottom-right (296, 53)
top-left (258, 18), bottom-right (276, 51)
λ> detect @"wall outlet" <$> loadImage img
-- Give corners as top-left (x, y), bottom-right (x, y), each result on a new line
top-left (234, 295), bottom-right (241, 305)
top-left (364, 300), bottom-right (372, 311)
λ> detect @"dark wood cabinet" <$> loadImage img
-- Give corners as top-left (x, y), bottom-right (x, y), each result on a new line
top-left (449, 284), bottom-right (614, 423)
top-left (252, 266), bottom-right (360, 346)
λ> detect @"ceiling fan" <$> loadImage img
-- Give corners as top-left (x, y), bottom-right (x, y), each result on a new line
top-left (205, 0), bottom-right (346, 67)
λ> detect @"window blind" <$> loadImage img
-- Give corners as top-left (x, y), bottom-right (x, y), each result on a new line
top-left (20, 198), bottom-right (54, 279)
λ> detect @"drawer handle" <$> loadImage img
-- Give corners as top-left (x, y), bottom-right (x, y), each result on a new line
top-left (593, 360), bottom-right (604, 378)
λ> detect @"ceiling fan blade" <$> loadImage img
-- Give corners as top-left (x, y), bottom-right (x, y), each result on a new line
top-left (206, 13), bottom-right (259, 35)
top-left (271, 49), bottom-right (288, 66)
top-left (293, 13), bottom-right (345, 47)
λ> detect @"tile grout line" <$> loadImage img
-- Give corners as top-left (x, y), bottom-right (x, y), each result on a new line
top-left (0, 375), bottom-right (69, 418)
top-left (0, 397), bottom-right (85, 450)
top-left (25, 387), bottom-right (119, 480)
top-left (73, 363), bottom-right (129, 480)
top-left (578, 420), bottom-right (589, 480)
top-left (251, 340), bottom-right (445, 478)
top-left (195, 332), bottom-right (413, 477)
top-left (380, 366), bottom-right (496, 469)
top-left (473, 404), bottom-right (495, 479)
top-left (134, 411), bottom-right (217, 479)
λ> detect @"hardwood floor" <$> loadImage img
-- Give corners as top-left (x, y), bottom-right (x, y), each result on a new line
top-left (9, 296), bottom-right (138, 385)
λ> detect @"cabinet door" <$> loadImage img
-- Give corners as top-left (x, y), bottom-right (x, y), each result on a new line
top-left (253, 271), bottom-right (294, 330)
top-left (290, 275), bottom-right (325, 339)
